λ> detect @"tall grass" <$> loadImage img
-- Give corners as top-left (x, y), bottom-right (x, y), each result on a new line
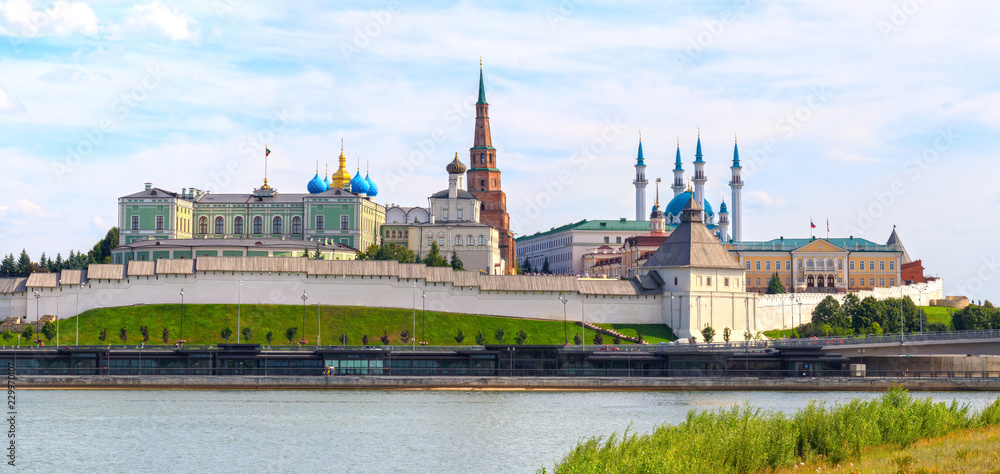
top-left (547, 389), bottom-right (1000, 473)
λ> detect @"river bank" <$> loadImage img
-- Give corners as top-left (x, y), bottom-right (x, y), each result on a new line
top-left (18, 375), bottom-right (1000, 390)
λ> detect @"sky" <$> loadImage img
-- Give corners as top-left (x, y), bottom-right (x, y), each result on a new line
top-left (0, 0), bottom-right (997, 299)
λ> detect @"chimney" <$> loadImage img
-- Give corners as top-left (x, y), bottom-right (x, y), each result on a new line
top-left (144, 182), bottom-right (152, 191)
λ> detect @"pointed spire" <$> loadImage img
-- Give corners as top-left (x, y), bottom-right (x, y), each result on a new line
top-left (732, 134), bottom-right (741, 168)
top-left (477, 59), bottom-right (487, 104)
top-left (636, 132), bottom-right (645, 166)
top-left (695, 129), bottom-right (704, 163)
top-left (674, 139), bottom-right (683, 171)
top-left (654, 177), bottom-right (661, 208)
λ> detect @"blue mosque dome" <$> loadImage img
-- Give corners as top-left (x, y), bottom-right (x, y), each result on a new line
top-left (349, 170), bottom-right (369, 195)
top-left (365, 172), bottom-right (378, 197)
top-left (324, 174), bottom-right (332, 189)
top-left (307, 172), bottom-right (328, 194)
top-left (719, 201), bottom-right (728, 213)
top-left (665, 191), bottom-right (713, 219)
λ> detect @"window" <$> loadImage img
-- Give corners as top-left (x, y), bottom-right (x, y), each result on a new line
top-left (724, 277), bottom-right (729, 287)
top-left (604, 236), bottom-right (609, 243)
top-left (706, 277), bottom-right (711, 286)
top-left (316, 215), bottom-right (325, 231)
top-left (292, 216), bottom-right (302, 234)
top-left (786, 278), bottom-right (791, 285)
top-left (253, 216), bottom-right (263, 234)
top-left (697, 276), bottom-right (703, 286)
top-left (838, 259), bottom-right (843, 270)
top-left (785, 260), bottom-right (791, 271)
top-left (827, 258), bottom-right (834, 268)
top-left (480, 153), bottom-right (485, 163)
top-left (674, 277), bottom-right (679, 285)
top-left (404, 230), bottom-right (408, 238)
top-left (131, 215), bottom-right (140, 230)
top-left (746, 278), bottom-right (751, 285)
top-left (467, 235), bottom-right (473, 246)
top-left (457, 209), bottom-right (463, 220)
top-left (455, 235), bottom-right (462, 246)
top-left (755, 261), bottom-right (761, 271)
top-left (443, 209), bottom-right (449, 220)
top-left (756, 278), bottom-right (761, 285)
top-left (775, 260), bottom-right (780, 270)
top-left (880, 278), bottom-right (885, 286)
top-left (234, 216), bottom-right (244, 235)
top-left (341, 215), bottom-right (349, 230)
top-left (869, 260), bottom-right (875, 272)
top-left (889, 278), bottom-right (895, 286)
top-left (155, 215), bottom-right (164, 231)
top-left (199, 216), bottom-right (208, 234)
top-left (797, 258), bottom-right (802, 269)
top-left (859, 260), bottom-right (865, 270)
top-left (272, 216), bottom-right (282, 234)
top-left (745, 261), bottom-right (751, 270)
top-left (765, 261), bottom-right (771, 271)
top-left (849, 260), bottom-right (855, 271)
top-left (850, 278), bottom-right (855, 286)
top-left (427, 237), bottom-right (433, 246)
top-left (869, 278), bottom-right (875, 286)
top-left (215, 216), bottom-right (224, 234)
top-left (879, 261), bottom-right (885, 271)
top-left (478, 235), bottom-right (486, 246)
top-left (438, 237), bottom-right (444, 246)
top-left (889, 261), bottom-right (895, 271)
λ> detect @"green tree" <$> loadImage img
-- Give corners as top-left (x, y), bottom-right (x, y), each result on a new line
top-left (812, 296), bottom-right (848, 329)
top-left (357, 242), bottom-right (416, 263)
top-left (220, 327), bottom-right (233, 342)
top-left (16, 249), bottom-right (32, 277)
top-left (0, 254), bottom-right (15, 277)
top-left (454, 329), bottom-right (465, 344)
top-left (139, 325), bottom-right (150, 342)
top-left (953, 304), bottom-right (991, 331)
top-left (541, 257), bottom-right (551, 274)
top-left (723, 327), bottom-right (731, 343)
top-left (450, 251), bottom-right (464, 271)
top-left (119, 327), bottom-right (128, 344)
top-left (701, 326), bottom-right (716, 343)
top-left (162, 327), bottom-right (169, 343)
top-left (0, 330), bottom-right (11, 345)
top-left (88, 227), bottom-right (119, 264)
top-left (241, 327), bottom-right (253, 343)
top-left (310, 243), bottom-right (325, 260)
top-left (766, 272), bottom-right (785, 294)
top-left (851, 297), bottom-right (881, 334)
top-left (285, 327), bottom-right (298, 343)
top-left (475, 329), bottom-right (487, 345)
top-left (494, 328), bottom-right (506, 344)
top-left (573, 333), bottom-right (582, 345)
top-left (265, 330), bottom-right (274, 345)
top-left (522, 258), bottom-right (533, 274)
top-left (592, 332), bottom-right (604, 345)
top-left (514, 329), bottom-right (528, 345)
top-left (41, 321), bottom-right (56, 343)
top-left (22, 324), bottom-right (34, 342)
top-left (423, 241), bottom-right (448, 267)
top-left (380, 331), bottom-right (390, 345)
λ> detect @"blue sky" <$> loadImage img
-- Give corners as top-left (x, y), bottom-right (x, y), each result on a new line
top-left (0, 0), bottom-right (997, 299)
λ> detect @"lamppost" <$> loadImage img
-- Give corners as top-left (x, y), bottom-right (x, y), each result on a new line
top-left (301, 291), bottom-right (308, 344)
top-left (180, 289), bottom-right (185, 343)
top-left (316, 302), bottom-right (321, 347)
top-left (797, 300), bottom-right (803, 328)
top-left (781, 295), bottom-right (786, 339)
top-left (56, 287), bottom-right (59, 346)
top-left (670, 295), bottom-right (675, 329)
top-left (559, 293), bottom-right (568, 344)
top-left (421, 289), bottom-right (426, 344)
top-left (581, 299), bottom-right (586, 349)
top-left (33, 291), bottom-right (40, 344)
top-left (900, 284), bottom-right (904, 343)
top-left (237, 281), bottom-right (242, 343)
top-left (76, 283), bottom-right (82, 346)
top-left (411, 281), bottom-right (416, 349)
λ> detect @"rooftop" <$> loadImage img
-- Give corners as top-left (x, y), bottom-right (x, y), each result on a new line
top-left (728, 237), bottom-right (898, 252)
top-left (517, 219), bottom-right (668, 242)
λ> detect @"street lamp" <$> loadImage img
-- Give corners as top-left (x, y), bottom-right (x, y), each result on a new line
top-left (581, 299), bottom-right (586, 349)
top-left (301, 291), bottom-right (308, 344)
top-left (56, 287), bottom-right (59, 346)
top-left (76, 283), bottom-right (83, 346)
top-left (797, 300), bottom-right (803, 328)
top-left (316, 302), bottom-right (321, 347)
top-left (33, 291), bottom-right (40, 345)
top-left (421, 289), bottom-right (426, 344)
top-left (180, 288), bottom-right (185, 343)
top-left (237, 281), bottom-right (242, 343)
top-left (559, 293), bottom-right (568, 344)
top-left (412, 281), bottom-right (416, 349)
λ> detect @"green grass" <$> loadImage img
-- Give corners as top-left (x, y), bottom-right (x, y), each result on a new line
top-left (921, 305), bottom-right (953, 327)
top-left (32, 304), bottom-right (674, 346)
top-left (593, 323), bottom-right (677, 343)
top-left (546, 389), bottom-right (1000, 473)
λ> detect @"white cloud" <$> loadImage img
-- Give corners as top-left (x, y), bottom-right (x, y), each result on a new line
top-left (0, 0), bottom-right (98, 37)
top-left (39, 66), bottom-right (90, 84)
top-left (0, 87), bottom-right (24, 113)
top-left (13, 198), bottom-right (54, 218)
top-left (744, 191), bottom-right (784, 207)
top-left (109, 2), bottom-right (200, 44)
top-left (91, 216), bottom-right (106, 230)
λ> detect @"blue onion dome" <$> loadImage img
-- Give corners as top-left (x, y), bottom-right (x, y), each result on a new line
top-left (365, 172), bottom-right (378, 197)
top-left (719, 201), bottom-right (728, 213)
top-left (349, 170), bottom-right (369, 194)
top-left (324, 174), bottom-right (332, 189)
top-left (446, 153), bottom-right (467, 174)
top-left (307, 173), bottom-right (328, 194)
top-left (665, 191), bottom-right (713, 218)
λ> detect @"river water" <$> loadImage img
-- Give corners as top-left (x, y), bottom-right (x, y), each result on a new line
top-left (15, 389), bottom-right (1000, 472)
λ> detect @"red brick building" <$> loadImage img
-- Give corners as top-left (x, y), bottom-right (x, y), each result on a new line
top-left (467, 66), bottom-right (515, 274)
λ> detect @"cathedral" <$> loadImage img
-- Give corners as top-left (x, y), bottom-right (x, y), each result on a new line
top-left (634, 133), bottom-right (744, 243)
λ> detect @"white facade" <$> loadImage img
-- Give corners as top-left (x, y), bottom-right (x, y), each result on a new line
top-left (516, 220), bottom-right (651, 275)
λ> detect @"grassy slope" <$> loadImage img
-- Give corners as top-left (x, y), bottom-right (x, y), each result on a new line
top-left (779, 425), bottom-right (1000, 473)
top-left (39, 304), bottom-right (674, 346)
top-left (763, 306), bottom-right (954, 339)
top-left (594, 323), bottom-right (676, 343)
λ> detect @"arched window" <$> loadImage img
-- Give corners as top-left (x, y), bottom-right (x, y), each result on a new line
top-left (837, 259), bottom-right (843, 270)
top-left (827, 258), bottom-right (834, 269)
top-left (403, 230), bottom-right (408, 238)
top-left (234, 216), bottom-right (244, 235)
top-left (198, 216), bottom-right (208, 235)
top-left (467, 235), bottom-right (473, 246)
top-left (455, 235), bottom-right (462, 246)
top-left (253, 216), bottom-right (262, 234)
top-left (214, 216), bottom-right (224, 234)
top-left (292, 216), bottom-right (302, 234)
top-left (272, 216), bottom-right (282, 234)
top-left (478, 235), bottom-right (486, 246)
top-left (480, 152), bottom-right (485, 163)
top-left (806, 258), bottom-right (814, 269)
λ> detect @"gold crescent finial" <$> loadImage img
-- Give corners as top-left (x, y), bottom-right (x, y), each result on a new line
top-left (677, 136), bottom-right (679, 147)
top-left (316, 160), bottom-right (318, 173)
top-left (639, 129), bottom-right (641, 142)
top-left (341, 137), bottom-right (344, 153)
top-left (698, 127), bottom-right (700, 138)
top-left (479, 54), bottom-right (482, 69)
top-left (735, 133), bottom-right (738, 144)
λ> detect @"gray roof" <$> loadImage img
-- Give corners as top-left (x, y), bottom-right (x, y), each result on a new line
top-left (26, 273), bottom-right (58, 288)
top-left (59, 269), bottom-right (87, 285)
top-left (114, 238), bottom-right (352, 252)
top-left (156, 259), bottom-right (195, 274)
top-left (122, 188), bottom-right (179, 199)
top-left (886, 228), bottom-right (911, 264)
top-left (429, 189), bottom-right (476, 200)
top-left (0, 278), bottom-right (27, 294)
top-left (88, 264), bottom-right (126, 280)
top-left (642, 195), bottom-right (743, 270)
top-left (127, 261), bottom-right (156, 276)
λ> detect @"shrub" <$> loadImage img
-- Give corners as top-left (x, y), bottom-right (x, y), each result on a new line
top-left (140, 325), bottom-right (150, 343)
top-left (514, 329), bottom-right (528, 345)
top-left (723, 327), bottom-right (731, 343)
top-left (161, 327), bottom-right (169, 343)
top-left (97, 328), bottom-right (106, 342)
top-left (573, 333), bottom-right (582, 345)
top-left (380, 331), bottom-right (390, 345)
top-left (400, 330), bottom-right (411, 344)
top-left (361, 335), bottom-right (369, 346)
top-left (265, 330), bottom-right (274, 345)
top-left (494, 328), bottom-right (506, 344)
top-left (0, 330), bottom-right (11, 343)
top-left (241, 327), bottom-right (253, 343)
top-left (339, 333), bottom-right (348, 345)
top-left (119, 327), bottom-right (127, 344)
top-left (285, 327), bottom-right (297, 344)
top-left (220, 327), bottom-right (233, 342)
top-left (454, 329), bottom-right (465, 344)
top-left (23, 324), bottom-right (34, 341)
top-left (613, 336), bottom-right (621, 345)
top-left (701, 326), bottom-right (716, 343)
top-left (41, 321), bottom-right (56, 343)
top-left (593, 333), bottom-right (604, 345)
top-left (475, 330), bottom-right (487, 345)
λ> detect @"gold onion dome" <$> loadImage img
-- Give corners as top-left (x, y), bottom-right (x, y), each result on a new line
top-left (446, 152), bottom-right (467, 174)
top-left (330, 142), bottom-right (352, 189)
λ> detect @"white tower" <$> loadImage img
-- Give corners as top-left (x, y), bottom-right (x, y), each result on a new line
top-left (633, 134), bottom-right (647, 221)
top-left (671, 138), bottom-right (685, 197)
top-left (729, 137), bottom-right (743, 242)
top-left (718, 198), bottom-right (729, 242)
top-left (692, 131), bottom-right (707, 221)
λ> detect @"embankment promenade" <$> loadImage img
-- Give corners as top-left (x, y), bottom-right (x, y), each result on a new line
top-left (18, 375), bottom-right (1000, 391)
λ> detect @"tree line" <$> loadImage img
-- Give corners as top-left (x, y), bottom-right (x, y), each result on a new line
top-left (357, 241), bottom-right (464, 270)
top-left (0, 228), bottom-right (119, 278)
top-left (800, 294), bottom-right (930, 337)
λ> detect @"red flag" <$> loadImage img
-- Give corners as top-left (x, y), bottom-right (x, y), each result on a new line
top-left (810, 220), bottom-right (816, 229)
top-left (265, 147), bottom-right (271, 157)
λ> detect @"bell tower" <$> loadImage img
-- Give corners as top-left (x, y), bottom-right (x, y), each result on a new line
top-left (466, 61), bottom-right (515, 274)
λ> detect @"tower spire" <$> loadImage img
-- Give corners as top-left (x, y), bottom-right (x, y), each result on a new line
top-left (729, 133), bottom-right (744, 242)
top-left (477, 58), bottom-right (487, 104)
top-left (633, 132), bottom-right (647, 220)
top-left (672, 138), bottom-right (685, 197)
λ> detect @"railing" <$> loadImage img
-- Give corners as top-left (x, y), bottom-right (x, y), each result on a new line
top-left (773, 329), bottom-right (1000, 348)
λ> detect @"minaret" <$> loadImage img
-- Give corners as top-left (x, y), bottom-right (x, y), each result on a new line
top-left (633, 132), bottom-right (647, 221)
top-left (718, 198), bottom-right (729, 242)
top-left (466, 59), bottom-right (515, 274)
top-left (729, 135), bottom-right (743, 242)
top-left (650, 178), bottom-right (665, 235)
top-left (671, 138), bottom-right (685, 197)
top-left (692, 130), bottom-right (707, 221)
